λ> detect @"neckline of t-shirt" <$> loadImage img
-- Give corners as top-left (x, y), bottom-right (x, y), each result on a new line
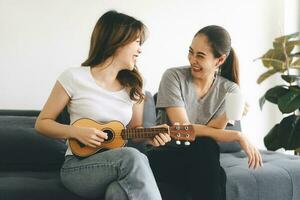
top-left (86, 66), bottom-right (126, 94)
top-left (189, 73), bottom-right (218, 103)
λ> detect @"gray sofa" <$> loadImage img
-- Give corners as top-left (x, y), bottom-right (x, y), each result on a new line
top-left (1, 92), bottom-right (300, 200)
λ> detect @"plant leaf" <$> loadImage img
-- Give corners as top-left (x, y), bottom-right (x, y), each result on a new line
top-left (291, 58), bottom-right (300, 67)
top-left (264, 124), bottom-right (281, 151)
top-left (273, 41), bottom-right (295, 55)
top-left (289, 86), bottom-right (300, 94)
top-left (259, 57), bottom-right (286, 70)
top-left (260, 49), bottom-right (286, 68)
top-left (287, 39), bottom-right (300, 47)
top-left (281, 75), bottom-right (300, 83)
top-left (277, 115), bottom-right (300, 150)
top-left (259, 95), bottom-right (266, 110)
top-left (275, 32), bottom-right (299, 42)
top-left (264, 85), bottom-right (289, 104)
top-left (290, 52), bottom-right (300, 57)
top-left (257, 69), bottom-right (278, 84)
top-left (265, 115), bottom-right (300, 150)
top-left (278, 87), bottom-right (300, 113)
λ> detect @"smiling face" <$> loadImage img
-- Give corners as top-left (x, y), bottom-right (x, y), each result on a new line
top-left (114, 38), bottom-right (142, 71)
top-left (188, 34), bottom-right (226, 80)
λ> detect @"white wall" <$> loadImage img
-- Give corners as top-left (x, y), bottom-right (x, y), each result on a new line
top-left (0, 0), bottom-right (298, 148)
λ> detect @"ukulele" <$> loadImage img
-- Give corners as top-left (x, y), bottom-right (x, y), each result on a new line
top-left (69, 118), bottom-right (195, 157)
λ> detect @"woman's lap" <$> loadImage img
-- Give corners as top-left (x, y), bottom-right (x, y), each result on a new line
top-left (60, 147), bottom-right (161, 200)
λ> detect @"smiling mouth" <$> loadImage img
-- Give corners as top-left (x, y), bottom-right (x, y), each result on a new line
top-left (192, 66), bottom-right (203, 72)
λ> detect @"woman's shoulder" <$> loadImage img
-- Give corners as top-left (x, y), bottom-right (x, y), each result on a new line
top-left (59, 66), bottom-right (89, 79)
top-left (216, 75), bottom-right (239, 93)
top-left (61, 66), bottom-right (89, 75)
top-left (165, 66), bottom-right (189, 73)
top-left (163, 66), bottom-right (190, 79)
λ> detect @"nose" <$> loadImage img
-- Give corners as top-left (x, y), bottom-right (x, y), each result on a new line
top-left (189, 53), bottom-right (196, 65)
top-left (137, 46), bottom-right (142, 54)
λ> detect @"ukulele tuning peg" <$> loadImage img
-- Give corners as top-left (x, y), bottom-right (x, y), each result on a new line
top-left (184, 141), bottom-right (190, 146)
top-left (176, 140), bottom-right (181, 145)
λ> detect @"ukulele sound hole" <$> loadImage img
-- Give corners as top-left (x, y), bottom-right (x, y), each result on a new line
top-left (103, 129), bottom-right (114, 142)
top-left (78, 141), bottom-right (85, 148)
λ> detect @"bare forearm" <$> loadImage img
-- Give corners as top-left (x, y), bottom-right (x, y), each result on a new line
top-left (192, 124), bottom-right (241, 142)
top-left (35, 118), bottom-right (75, 139)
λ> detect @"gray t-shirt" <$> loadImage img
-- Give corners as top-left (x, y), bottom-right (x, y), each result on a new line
top-left (156, 66), bottom-right (240, 126)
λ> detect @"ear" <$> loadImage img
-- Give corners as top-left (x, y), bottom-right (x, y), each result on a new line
top-left (216, 54), bottom-right (227, 67)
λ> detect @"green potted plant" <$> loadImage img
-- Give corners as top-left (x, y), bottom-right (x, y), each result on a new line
top-left (256, 32), bottom-right (300, 154)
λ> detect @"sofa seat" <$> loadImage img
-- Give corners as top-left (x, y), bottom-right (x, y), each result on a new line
top-left (1, 91), bottom-right (300, 200)
top-left (0, 171), bottom-right (82, 200)
top-left (2, 151), bottom-right (300, 200)
top-left (222, 150), bottom-right (300, 200)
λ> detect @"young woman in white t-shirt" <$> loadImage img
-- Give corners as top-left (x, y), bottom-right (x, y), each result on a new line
top-left (35, 10), bottom-right (170, 200)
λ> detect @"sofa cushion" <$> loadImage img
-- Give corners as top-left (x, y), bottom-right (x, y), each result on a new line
top-left (220, 121), bottom-right (242, 153)
top-left (221, 150), bottom-right (300, 200)
top-left (0, 127), bottom-right (67, 171)
top-left (127, 91), bottom-right (156, 153)
top-left (0, 116), bottom-right (36, 128)
top-left (143, 91), bottom-right (156, 128)
top-left (0, 171), bottom-right (84, 200)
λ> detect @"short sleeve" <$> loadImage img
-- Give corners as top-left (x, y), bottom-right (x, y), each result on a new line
top-left (213, 82), bottom-right (240, 119)
top-left (57, 69), bottom-right (74, 97)
top-left (156, 69), bottom-right (185, 108)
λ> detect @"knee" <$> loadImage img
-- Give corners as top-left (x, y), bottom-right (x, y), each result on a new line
top-left (105, 181), bottom-right (128, 200)
top-left (195, 136), bottom-right (216, 145)
top-left (192, 137), bottom-right (220, 157)
top-left (118, 147), bottom-right (152, 177)
top-left (195, 137), bottom-right (219, 150)
top-left (120, 147), bottom-right (148, 164)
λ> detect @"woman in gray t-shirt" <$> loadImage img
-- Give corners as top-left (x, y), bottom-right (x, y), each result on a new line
top-left (148, 25), bottom-right (262, 200)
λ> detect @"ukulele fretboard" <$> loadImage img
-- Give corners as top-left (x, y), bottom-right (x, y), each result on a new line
top-left (121, 128), bottom-right (168, 139)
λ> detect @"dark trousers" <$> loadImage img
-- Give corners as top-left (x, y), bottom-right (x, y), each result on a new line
top-left (147, 137), bottom-right (226, 200)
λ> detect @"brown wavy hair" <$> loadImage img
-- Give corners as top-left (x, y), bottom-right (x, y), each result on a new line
top-left (82, 10), bottom-right (147, 102)
top-left (196, 25), bottom-right (240, 85)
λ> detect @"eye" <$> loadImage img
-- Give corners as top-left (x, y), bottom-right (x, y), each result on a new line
top-left (196, 55), bottom-right (204, 59)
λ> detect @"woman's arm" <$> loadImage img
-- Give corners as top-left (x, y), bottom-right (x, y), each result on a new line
top-left (35, 81), bottom-right (107, 148)
top-left (165, 106), bottom-right (262, 169)
top-left (165, 107), bottom-right (239, 142)
top-left (127, 100), bottom-right (144, 128)
top-left (128, 100), bottom-right (171, 146)
top-left (206, 113), bottom-right (228, 129)
top-left (35, 81), bottom-right (74, 139)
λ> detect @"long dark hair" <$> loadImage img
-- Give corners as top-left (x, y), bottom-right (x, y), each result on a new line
top-left (82, 10), bottom-right (147, 102)
top-left (196, 25), bottom-right (240, 85)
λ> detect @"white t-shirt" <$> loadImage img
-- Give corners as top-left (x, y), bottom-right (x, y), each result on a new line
top-left (58, 67), bottom-right (135, 155)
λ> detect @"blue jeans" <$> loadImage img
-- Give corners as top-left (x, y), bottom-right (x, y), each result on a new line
top-left (60, 147), bottom-right (161, 200)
